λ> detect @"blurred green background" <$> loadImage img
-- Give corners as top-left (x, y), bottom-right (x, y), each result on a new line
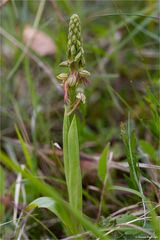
top-left (0, 0), bottom-right (159, 239)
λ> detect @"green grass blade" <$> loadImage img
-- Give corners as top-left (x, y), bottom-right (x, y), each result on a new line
top-left (110, 186), bottom-right (142, 198)
top-left (121, 120), bottom-right (139, 190)
top-left (148, 202), bottom-right (160, 239)
top-left (0, 166), bottom-right (5, 222)
top-left (68, 115), bottom-right (82, 212)
top-left (98, 143), bottom-right (110, 182)
top-left (121, 116), bottom-right (147, 224)
top-left (15, 125), bottom-right (33, 171)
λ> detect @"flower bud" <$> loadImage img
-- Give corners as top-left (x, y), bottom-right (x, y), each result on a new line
top-left (74, 51), bottom-right (82, 62)
top-left (59, 60), bottom-right (70, 67)
top-left (79, 69), bottom-right (90, 77)
top-left (76, 92), bottom-right (86, 104)
top-left (71, 45), bottom-right (76, 57)
top-left (67, 74), bottom-right (77, 87)
top-left (57, 73), bottom-right (68, 81)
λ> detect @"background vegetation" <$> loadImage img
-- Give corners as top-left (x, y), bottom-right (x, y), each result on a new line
top-left (0, 0), bottom-right (159, 239)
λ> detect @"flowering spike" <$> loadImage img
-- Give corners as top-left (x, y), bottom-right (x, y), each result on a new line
top-left (57, 14), bottom-right (90, 114)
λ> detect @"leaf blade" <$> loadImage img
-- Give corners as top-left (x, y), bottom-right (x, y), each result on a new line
top-left (68, 115), bottom-right (82, 212)
top-left (27, 197), bottom-right (71, 228)
top-left (15, 125), bottom-right (33, 171)
top-left (63, 107), bottom-right (70, 188)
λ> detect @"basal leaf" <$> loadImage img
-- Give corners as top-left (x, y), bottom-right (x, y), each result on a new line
top-left (68, 115), bottom-right (82, 212)
top-left (27, 197), bottom-right (71, 228)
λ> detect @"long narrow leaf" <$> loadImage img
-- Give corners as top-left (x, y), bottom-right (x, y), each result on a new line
top-left (98, 143), bottom-right (110, 182)
top-left (148, 202), bottom-right (160, 239)
top-left (15, 125), bottom-right (33, 171)
top-left (120, 120), bottom-right (139, 190)
top-left (27, 197), bottom-right (71, 231)
top-left (68, 115), bottom-right (82, 212)
top-left (63, 107), bottom-right (70, 188)
top-left (0, 166), bottom-right (5, 222)
top-left (110, 186), bottom-right (142, 198)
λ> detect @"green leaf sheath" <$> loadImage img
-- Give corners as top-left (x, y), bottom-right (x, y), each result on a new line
top-left (63, 110), bottom-right (83, 212)
top-left (68, 115), bottom-right (82, 212)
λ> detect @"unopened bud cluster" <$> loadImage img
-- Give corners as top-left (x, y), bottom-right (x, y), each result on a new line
top-left (67, 14), bottom-right (85, 67)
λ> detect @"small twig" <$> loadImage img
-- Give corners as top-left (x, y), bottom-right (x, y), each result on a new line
top-left (13, 165), bottom-right (25, 226)
top-left (116, 223), bottom-right (154, 237)
top-left (110, 203), bottom-right (139, 217)
top-left (16, 210), bottom-right (33, 240)
top-left (60, 231), bottom-right (90, 240)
